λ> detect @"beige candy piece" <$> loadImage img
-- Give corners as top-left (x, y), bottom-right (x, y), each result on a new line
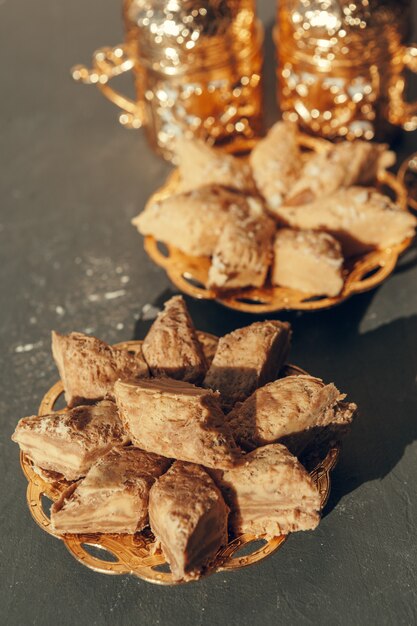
top-left (174, 136), bottom-right (253, 193)
top-left (285, 141), bottom-right (395, 207)
top-left (203, 321), bottom-right (291, 412)
top-left (52, 331), bottom-right (148, 408)
top-left (51, 447), bottom-right (170, 534)
top-left (149, 461), bottom-right (229, 581)
top-left (11, 400), bottom-right (127, 481)
top-left (250, 121), bottom-right (301, 211)
top-left (227, 375), bottom-right (356, 454)
top-left (275, 187), bottom-right (417, 257)
top-left (215, 444), bottom-right (321, 537)
top-left (114, 378), bottom-right (240, 470)
top-left (132, 186), bottom-right (240, 257)
top-left (208, 197), bottom-right (276, 290)
top-left (272, 229), bottom-right (344, 297)
top-left (142, 295), bottom-right (207, 383)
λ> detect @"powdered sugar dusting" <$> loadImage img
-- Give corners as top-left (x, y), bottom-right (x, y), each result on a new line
top-left (104, 290), bottom-right (126, 301)
top-left (141, 303), bottom-right (161, 321)
top-left (15, 341), bottom-right (43, 354)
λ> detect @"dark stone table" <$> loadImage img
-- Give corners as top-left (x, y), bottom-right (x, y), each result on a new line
top-left (1, 1), bottom-right (417, 624)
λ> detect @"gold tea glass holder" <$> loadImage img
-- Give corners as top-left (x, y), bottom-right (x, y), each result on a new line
top-left (143, 133), bottom-right (413, 314)
top-left (19, 337), bottom-right (339, 585)
top-left (71, 1), bottom-right (264, 160)
top-left (274, 0), bottom-right (417, 141)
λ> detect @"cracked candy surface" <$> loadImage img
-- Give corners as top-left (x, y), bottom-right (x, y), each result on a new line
top-left (51, 446), bottom-right (170, 534)
top-left (272, 229), bottom-right (344, 297)
top-left (174, 137), bottom-right (254, 194)
top-left (274, 188), bottom-right (417, 256)
top-left (215, 444), bottom-right (321, 537)
top-left (208, 198), bottom-right (275, 290)
top-left (227, 374), bottom-right (356, 454)
top-left (250, 121), bottom-right (301, 211)
top-left (149, 461), bottom-right (228, 581)
top-left (114, 377), bottom-right (240, 469)
top-left (52, 331), bottom-right (148, 407)
top-left (203, 321), bottom-right (291, 412)
top-left (142, 295), bottom-right (207, 383)
top-left (285, 141), bottom-right (394, 207)
top-left (12, 400), bottom-right (128, 480)
top-left (132, 185), bottom-right (242, 257)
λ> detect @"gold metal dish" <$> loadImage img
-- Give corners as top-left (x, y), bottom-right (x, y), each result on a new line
top-left (19, 337), bottom-right (339, 585)
top-left (143, 134), bottom-right (413, 314)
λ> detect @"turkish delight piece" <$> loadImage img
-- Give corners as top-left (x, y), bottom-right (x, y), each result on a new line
top-left (272, 228), bottom-right (344, 297)
top-left (203, 321), bottom-right (291, 412)
top-left (132, 186), bottom-right (238, 257)
top-left (227, 374), bottom-right (356, 454)
top-left (285, 141), bottom-right (395, 206)
top-left (114, 378), bottom-right (240, 469)
top-left (142, 295), bottom-right (207, 383)
top-left (250, 121), bottom-right (301, 212)
top-left (12, 400), bottom-right (127, 481)
top-left (215, 444), bottom-right (321, 537)
top-left (52, 331), bottom-right (148, 408)
top-left (175, 136), bottom-right (253, 193)
top-left (208, 197), bottom-right (276, 290)
top-left (51, 446), bottom-right (170, 534)
top-left (274, 187), bottom-right (417, 256)
top-left (149, 461), bottom-right (228, 581)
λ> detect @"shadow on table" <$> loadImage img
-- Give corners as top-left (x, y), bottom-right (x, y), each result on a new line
top-left (133, 288), bottom-right (266, 341)
top-left (276, 290), bottom-right (417, 514)
top-left (320, 310), bottom-right (417, 515)
top-left (132, 283), bottom-right (417, 518)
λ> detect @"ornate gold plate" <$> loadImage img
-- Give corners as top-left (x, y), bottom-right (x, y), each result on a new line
top-left (20, 337), bottom-right (340, 585)
top-left (143, 135), bottom-right (413, 314)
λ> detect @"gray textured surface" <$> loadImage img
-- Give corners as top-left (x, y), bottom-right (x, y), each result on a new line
top-left (1, 1), bottom-right (417, 625)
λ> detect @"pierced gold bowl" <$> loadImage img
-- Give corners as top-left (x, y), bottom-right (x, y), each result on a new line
top-left (19, 337), bottom-right (339, 585)
top-left (143, 134), bottom-right (413, 314)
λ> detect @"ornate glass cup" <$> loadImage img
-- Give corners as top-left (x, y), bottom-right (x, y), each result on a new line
top-left (72, 0), bottom-right (264, 160)
top-left (275, 0), bottom-right (417, 140)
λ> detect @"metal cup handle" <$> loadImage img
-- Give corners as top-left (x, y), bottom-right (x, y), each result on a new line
top-left (389, 44), bottom-right (417, 131)
top-left (71, 44), bottom-right (144, 129)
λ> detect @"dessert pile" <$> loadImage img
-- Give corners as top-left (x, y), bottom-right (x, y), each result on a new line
top-left (134, 122), bottom-right (417, 297)
top-left (12, 296), bottom-right (357, 581)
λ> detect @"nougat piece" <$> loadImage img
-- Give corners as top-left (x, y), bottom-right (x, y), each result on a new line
top-left (51, 447), bottom-right (170, 534)
top-left (114, 378), bottom-right (239, 469)
top-left (149, 461), bottom-right (229, 581)
top-left (132, 186), bottom-right (238, 257)
top-left (250, 121), bottom-right (301, 211)
top-left (11, 400), bottom-right (127, 481)
top-left (285, 141), bottom-right (395, 207)
top-left (174, 136), bottom-right (254, 193)
top-left (208, 198), bottom-right (276, 290)
top-left (275, 187), bottom-right (417, 257)
top-left (215, 444), bottom-right (321, 537)
top-left (227, 375), bottom-right (356, 454)
top-left (52, 331), bottom-right (148, 408)
top-left (272, 229), bottom-right (344, 297)
top-left (203, 321), bottom-right (291, 412)
top-left (142, 295), bottom-right (207, 383)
